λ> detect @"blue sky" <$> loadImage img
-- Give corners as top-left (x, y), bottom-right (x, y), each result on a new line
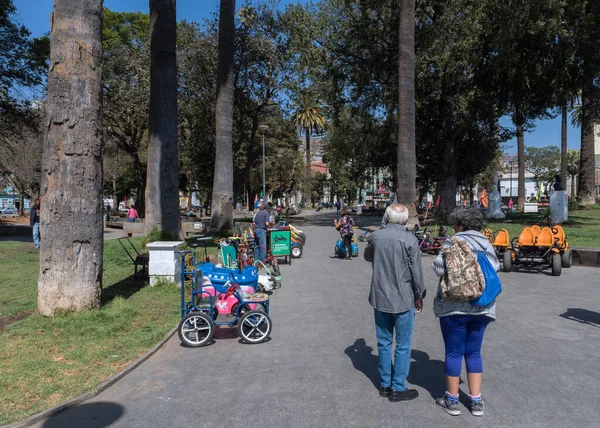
top-left (13, 0), bottom-right (579, 154)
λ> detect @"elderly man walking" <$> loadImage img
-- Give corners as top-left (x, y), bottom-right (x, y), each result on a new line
top-left (364, 204), bottom-right (426, 402)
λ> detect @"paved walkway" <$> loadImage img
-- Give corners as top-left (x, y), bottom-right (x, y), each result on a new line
top-left (33, 211), bottom-right (600, 428)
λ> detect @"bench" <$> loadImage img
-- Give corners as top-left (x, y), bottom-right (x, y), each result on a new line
top-left (117, 237), bottom-right (148, 278)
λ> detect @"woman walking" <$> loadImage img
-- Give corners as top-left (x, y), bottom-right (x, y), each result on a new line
top-left (334, 208), bottom-right (354, 260)
top-left (127, 204), bottom-right (138, 223)
top-left (431, 208), bottom-right (499, 417)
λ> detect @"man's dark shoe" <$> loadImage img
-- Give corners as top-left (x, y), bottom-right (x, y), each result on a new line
top-left (389, 389), bottom-right (419, 402)
top-left (379, 386), bottom-right (391, 397)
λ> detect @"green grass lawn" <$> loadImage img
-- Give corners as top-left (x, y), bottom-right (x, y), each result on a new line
top-left (0, 237), bottom-right (189, 425)
top-left (486, 205), bottom-right (600, 248)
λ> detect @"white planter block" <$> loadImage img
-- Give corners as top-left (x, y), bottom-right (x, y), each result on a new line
top-left (524, 203), bottom-right (538, 213)
top-left (147, 241), bottom-right (184, 286)
top-left (550, 191), bottom-right (568, 224)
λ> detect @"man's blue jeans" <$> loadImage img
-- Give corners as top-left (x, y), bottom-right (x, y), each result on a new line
top-left (374, 307), bottom-right (415, 392)
top-left (33, 222), bottom-right (40, 248)
top-left (254, 228), bottom-right (266, 262)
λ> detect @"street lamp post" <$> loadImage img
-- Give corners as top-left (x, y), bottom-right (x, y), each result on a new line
top-left (509, 160), bottom-right (514, 200)
top-left (258, 125), bottom-right (269, 201)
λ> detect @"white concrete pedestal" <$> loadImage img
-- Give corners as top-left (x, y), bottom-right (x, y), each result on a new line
top-left (147, 241), bottom-right (184, 286)
top-left (550, 191), bottom-right (568, 224)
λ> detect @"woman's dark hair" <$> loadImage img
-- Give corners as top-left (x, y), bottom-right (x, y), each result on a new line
top-left (448, 207), bottom-right (484, 231)
top-left (341, 207), bottom-right (349, 216)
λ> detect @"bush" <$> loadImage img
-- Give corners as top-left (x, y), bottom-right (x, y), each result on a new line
top-left (568, 197), bottom-right (580, 211)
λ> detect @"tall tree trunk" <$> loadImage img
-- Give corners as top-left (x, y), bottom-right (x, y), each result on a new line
top-left (516, 115), bottom-right (526, 210)
top-left (187, 172), bottom-right (193, 209)
top-left (145, 0), bottom-right (180, 238)
top-left (38, 0), bottom-right (104, 316)
top-left (396, 0), bottom-right (416, 206)
top-left (435, 132), bottom-right (462, 221)
top-left (210, 0), bottom-right (235, 231)
top-left (131, 152), bottom-right (146, 217)
top-left (578, 89), bottom-right (596, 205)
top-left (570, 174), bottom-right (576, 197)
top-left (560, 101), bottom-right (568, 187)
top-left (304, 129), bottom-right (311, 205)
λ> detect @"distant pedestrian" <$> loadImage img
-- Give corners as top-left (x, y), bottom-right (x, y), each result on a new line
top-left (30, 198), bottom-right (41, 249)
top-left (364, 204), bottom-right (425, 402)
top-left (431, 208), bottom-right (499, 417)
top-left (507, 198), bottom-right (513, 213)
top-left (253, 204), bottom-right (270, 262)
top-left (334, 208), bottom-right (354, 260)
top-left (552, 174), bottom-right (565, 191)
top-left (127, 205), bottom-right (138, 223)
top-left (335, 200), bottom-right (341, 215)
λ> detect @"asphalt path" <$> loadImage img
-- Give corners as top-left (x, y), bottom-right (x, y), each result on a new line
top-left (32, 210), bottom-right (600, 428)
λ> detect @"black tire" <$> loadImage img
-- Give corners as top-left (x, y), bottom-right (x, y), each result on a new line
top-left (298, 232), bottom-right (306, 244)
top-left (178, 312), bottom-right (214, 348)
top-left (291, 245), bottom-right (303, 258)
top-left (270, 259), bottom-right (281, 276)
top-left (237, 310), bottom-right (272, 344)
top-left (551, 253), bottom-right (562, 276)
top-left (358, 235), bottom-right (366, 242)
top-left (502, 251), bottom-right (512, 272)
top-left (562, 248), bottom-right (572, 268)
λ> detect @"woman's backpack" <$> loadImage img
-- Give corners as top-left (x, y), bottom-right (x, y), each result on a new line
top-left (340, 216), bottom-right (354, 236)
top-left (440, 237), bottom-right (485, 301)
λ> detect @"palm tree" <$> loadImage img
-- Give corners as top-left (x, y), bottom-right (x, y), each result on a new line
top-left (38, 0), bottom-right (104, 316)
top-left (145, 0), bottom-right (180, 237)
top-left (566, 148), bottom-right (580, 197)
top-left (397, 0), bottom-right (417, 206)
top-left (577, 87), bottom-right (596, 205)
top-left (291, 94), bottom-right (326, 206)
top-left (209, 0), bottom-right (235, 231)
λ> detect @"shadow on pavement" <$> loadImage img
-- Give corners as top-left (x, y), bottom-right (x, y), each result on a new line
top-left (344, 340), bottom-right (451, 398)
top-left (42, 402), bottom-right (124, 428)
top-left (407, 349), bottom-right (449, 398)
top-left (344, 338), bottom-right (380, 389)
top-left (560, 308), bottom-right (600, 328)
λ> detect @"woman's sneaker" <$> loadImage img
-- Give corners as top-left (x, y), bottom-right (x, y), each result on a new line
top-left (436, 396), bottom-right (460, 416)
top-left (470, 399), bottom-right (484, 416)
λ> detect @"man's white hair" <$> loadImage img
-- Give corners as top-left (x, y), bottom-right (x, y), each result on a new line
top-left (385, 204), bottom-right (408, 225)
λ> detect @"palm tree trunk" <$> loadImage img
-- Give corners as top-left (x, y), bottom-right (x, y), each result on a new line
top-left (560, 101), bottom-right (568, 186)
top-left (396, 0), bottom-right (417, 206)
top-left (304, 129), bottom-right (311, 205)
top-left (578, 88), bottom-right (596, 205)
top-left (146, 0), bottom-right (180, 237)
top-left (38, 0), bottom-right (104, 316)
top-left (210, 0), bottom-right (235, 231)
top-left (571, 174), bottom-right (575, 197)
top-left (516, 114), bottom-right (526, 210)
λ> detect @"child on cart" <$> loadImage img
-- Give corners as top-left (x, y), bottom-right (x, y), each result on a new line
top-left (334, 208), bottom-right (355, 260)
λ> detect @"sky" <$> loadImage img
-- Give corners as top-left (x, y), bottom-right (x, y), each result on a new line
top-left (13, 0), bottom-right (581, 154)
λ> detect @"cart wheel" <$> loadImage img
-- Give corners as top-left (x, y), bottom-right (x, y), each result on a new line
top-left (358, 235), bottom-right (366, 242)
top-left (291, 245), bottom-right (303, 258)
top-left (178, 312), bottom-right (214, 348)
top-left (551, 253), bottom-right (562, 276)
top-left (562, 248), bottom-right (572, 268)
top-left (237, 310), bottom-right (272, 344)
top-left (270, 259), bottom-right (281, 276)
top-left (502, 251), bottom-right (512, 272)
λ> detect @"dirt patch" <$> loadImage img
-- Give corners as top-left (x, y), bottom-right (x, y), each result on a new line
top-left (0, 311), bottom-right (32, 332)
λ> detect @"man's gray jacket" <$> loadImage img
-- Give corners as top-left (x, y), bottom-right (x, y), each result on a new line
top-left (364, 224), bottom-right (426, 314)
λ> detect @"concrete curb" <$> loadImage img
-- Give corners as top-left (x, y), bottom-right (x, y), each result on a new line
top-left (2, 325), bottom-right (178, 428)
top-left (571, 247), bottom-right (600, 268)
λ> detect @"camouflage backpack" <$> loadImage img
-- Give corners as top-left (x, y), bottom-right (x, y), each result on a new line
top-left (440, 236), bottom-right (485, 301)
